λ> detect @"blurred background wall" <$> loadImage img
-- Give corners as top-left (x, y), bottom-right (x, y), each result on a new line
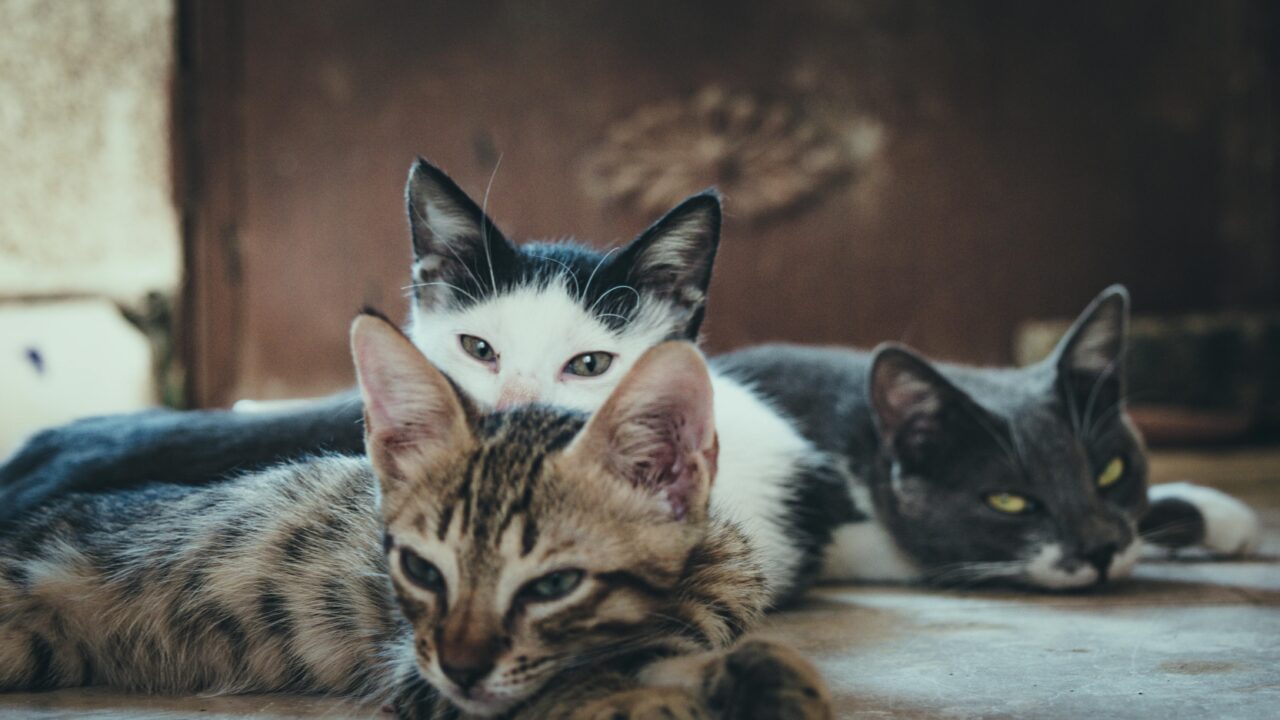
top-left (0, 0), bottom-right (178, 452)
top-left (1, 0), bottom-right (1277, 451)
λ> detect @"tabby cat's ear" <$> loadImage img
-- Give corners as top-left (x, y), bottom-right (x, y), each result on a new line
top-left (565, 341), bottom-right (718, 522)
top-left (405, 157), bottom-right (516, 306)
top-left (1051, 285), bottom-right (1129, 421)
top-left (610, 191), bottom-right (721, 339)
top-left (350, 310), bottom-right (474, 488)
top-left (869, 343), bottom-right (991, 469)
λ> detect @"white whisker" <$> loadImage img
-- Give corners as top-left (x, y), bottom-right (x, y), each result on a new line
top-left (580, 247), bottom-right (620, 304)
top-left (479, 154), bottom-right (504, 294)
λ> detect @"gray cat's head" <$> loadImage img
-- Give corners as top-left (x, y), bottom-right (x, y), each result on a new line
top-left (869, 286), bottom-right (1148, 589)
top-left (402, 158), bottom-right (719, 412)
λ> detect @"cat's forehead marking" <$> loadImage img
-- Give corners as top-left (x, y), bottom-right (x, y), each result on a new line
top-left (431, 408), bottom-right (585, 557)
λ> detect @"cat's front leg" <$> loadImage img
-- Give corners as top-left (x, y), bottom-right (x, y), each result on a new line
top-left (576, 638), bottom-right (833, 720)
top-left (570, 687), bottom-right (708, 720)
top-left (1142, 482), bottom-right (1261, 556)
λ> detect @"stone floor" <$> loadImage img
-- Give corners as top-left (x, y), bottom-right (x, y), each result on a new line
top-left (2, 449), bottom-right (1277, 719)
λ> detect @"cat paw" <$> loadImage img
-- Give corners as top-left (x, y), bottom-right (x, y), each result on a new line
top-left (1146, 482), bottom-right (1261, 556)
top-left (571, 687), bottom-right (708, 720)
top-left (704, 640), bottom-right (833, 720)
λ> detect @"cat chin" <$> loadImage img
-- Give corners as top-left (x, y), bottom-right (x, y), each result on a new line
top-left (436, 686), bottom-right (524, 718)
top-left (1022, 541), bottom-right (1141, 590)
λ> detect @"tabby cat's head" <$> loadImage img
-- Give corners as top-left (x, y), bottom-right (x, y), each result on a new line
top-left (869, 286), bottom-right (1148, 590)
top-left (403, 158), bottom-right (720, 413)
top-left (351, 313), bottom-right (719, 717)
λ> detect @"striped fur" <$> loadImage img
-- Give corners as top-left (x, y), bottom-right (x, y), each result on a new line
top-left (0, 331), bottom-right (775, 718)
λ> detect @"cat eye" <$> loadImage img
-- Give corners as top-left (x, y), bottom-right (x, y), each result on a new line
top-left (985, 492), bottom-right (1035, 515)
top-left (518, 569), bottom-right (585, 602)
top-left (1096, 457), bottom-right (1126, 489)
top-left (459, 334), bottom-right (497, 364)
top-left (399, 550), bottom-right (446, 593)
top-left (563, 352), bottom-right (614, 377)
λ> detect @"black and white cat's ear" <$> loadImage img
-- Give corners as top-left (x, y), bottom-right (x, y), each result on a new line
top-left (869, 343), bottom-right (985, 467)
top-left (611, 191), bottom-right (721, 338)
top-left (350, 310), bottom-right (475, 490)
top-left (405, 158), bottom-right (516, 305)
top-left (565, 341), bottom-right (718, 522)
top-left (1051, 285), bottom-right (1130, 418)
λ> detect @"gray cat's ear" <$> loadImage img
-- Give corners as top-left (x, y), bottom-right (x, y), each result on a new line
top-left (1053, 285), bottom-right (1129, 381)
top-left (611, 191), bottom-right (721, 338)
top-left (564, 341), bottom-right (718, 522)
top-left (350, 310), bottom-right (475, 492)
top-left (869, 344), bottom-right (985, 466)
top-left (405, 158), bottom-right (516, 305)
top-left (1051, 285), bottom-right (1130, 415)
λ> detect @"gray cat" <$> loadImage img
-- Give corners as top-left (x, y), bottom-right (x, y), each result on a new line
top-left (716, 287), bottom-right (1261, 589)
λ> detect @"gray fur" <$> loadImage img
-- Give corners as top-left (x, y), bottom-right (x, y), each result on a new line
top-left (716, 286), bottom-right (1151, 588)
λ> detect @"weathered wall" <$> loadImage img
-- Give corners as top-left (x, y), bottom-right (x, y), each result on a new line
top-left (0, 0), bottom-right (177, 452)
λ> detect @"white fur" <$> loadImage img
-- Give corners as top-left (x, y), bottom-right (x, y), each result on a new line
top-left (820, 483), bottom-right (921, 583)
top-left (1023, 544), bottom-right (1099, 589)
top-left (1148, 482), bottom-right (1261, 555)
top-left (706, 374), bottom-right (813, 599)
top-left (410, 281), bottom-right (674, 413)
top-left (1022, 539), bottom-right (1141, 589)
top-left (1109, 539), bottom-right (1143, 580)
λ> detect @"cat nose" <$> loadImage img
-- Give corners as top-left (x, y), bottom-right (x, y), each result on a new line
top-left (495, 378), bottom-right (540, 409)
top-left (440, 659), bottom-right (494, 693)
top-left (1083, 543), bottom-right (1118, 582)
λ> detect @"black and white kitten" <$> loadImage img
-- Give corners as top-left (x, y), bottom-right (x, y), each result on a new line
top-left (717, 287), bottom-right (1261, 590)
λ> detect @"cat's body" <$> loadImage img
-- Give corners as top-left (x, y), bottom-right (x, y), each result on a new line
top-left (0, 326), bottom-right (832, 719)
top-left (718, 287), bottom-right (1261, 589)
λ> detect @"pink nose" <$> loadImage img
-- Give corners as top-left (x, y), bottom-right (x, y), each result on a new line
top-left (495, 380), bottom-right (540, 410)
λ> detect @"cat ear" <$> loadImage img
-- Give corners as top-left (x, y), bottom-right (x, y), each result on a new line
top-left (565, 341), bottom-right (718, 522)
top-left (405, 157), bottom-right (516, 306)
top-left (350, 310), bottom-right (474, 489)
top-left (1051, 285), bottom-right (1130, 419)
top-left (609, 191), bottom-right (721, 339)
top-left (869, 343), bottom-right (989, 468)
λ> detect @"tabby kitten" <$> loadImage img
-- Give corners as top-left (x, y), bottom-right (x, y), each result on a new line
top-left (0, 314), bottom-right (831, 720)
top-left (718, 286), bottom-right (1260, 590)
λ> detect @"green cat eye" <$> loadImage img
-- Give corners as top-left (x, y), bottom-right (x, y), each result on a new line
top-left (1097, 457), bottom-right (1125, 489)
top-left (986, 492), bottom-right (1033, 514)
top-left (564, 351), bottom-right (614, 377)
top-left (520, 569), bottom-right (585, 602)
top-left (459, 334), bottom-right (497, 363)
top-left (400, 550), bottom-right (445, 593)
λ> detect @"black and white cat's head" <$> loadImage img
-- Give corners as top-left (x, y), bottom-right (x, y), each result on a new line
top-left (403, 158), bottom-right (720, 412)
top-left (869, 286), bottom-right (1148, 590)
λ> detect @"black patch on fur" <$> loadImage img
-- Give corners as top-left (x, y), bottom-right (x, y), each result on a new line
top-left (1140, 497), bottom-right (1206, 548)
top-left (28, 634), bottom-right (56, 690)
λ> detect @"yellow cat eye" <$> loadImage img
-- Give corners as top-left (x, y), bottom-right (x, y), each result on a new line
top-left (986, 492), bottom-right (1031, 514)
top-left (1097, 457), bottom-right (1125, 488)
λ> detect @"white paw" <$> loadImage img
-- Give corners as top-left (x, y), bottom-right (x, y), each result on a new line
top-left (1149, 482), bottom-right (1262, 556)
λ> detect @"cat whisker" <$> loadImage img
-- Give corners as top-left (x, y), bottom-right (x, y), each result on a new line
top-left (588, 284), bottom-right (641, 317)
top-left (408, 202), bottom-right (489, 296)
top-left (927, 560), bottom-right (1023, 587)
top-left (402, 281), bottom-right (480, 305)
top-left (579, 247), bottom-right (620, 305)
top-left (479, 154), bottom-right (504, 295)
top-left (539, 255), bottom-right (581, 299)
top-left (1080, 349), bottom-right (1127, 440)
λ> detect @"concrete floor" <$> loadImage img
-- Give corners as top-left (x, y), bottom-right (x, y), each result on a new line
top-left (2, 449), bottom-right (1277, 719)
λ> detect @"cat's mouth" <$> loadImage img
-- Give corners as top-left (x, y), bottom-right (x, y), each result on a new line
top-left (419, 659), bottom-right (531, 718)
top-left (439, 688), bottom-right (521, 719)
top-left (1022, 541), bottom-right (1141, 589)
